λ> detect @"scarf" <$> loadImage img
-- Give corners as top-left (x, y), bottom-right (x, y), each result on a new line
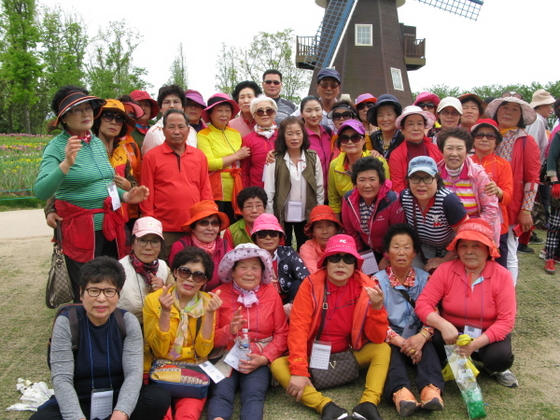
top-left (255, 124), bottom-right (277, 139)
top-left (191, 235), bottom-right (217, 255)
top-left (233, 282), bottom-right (260, 308)
top-left (495, 128), bottom-right (519, 162)
top-left (445, 163), bottom-right (463, 178)
top-left (168, 288), bottom-right (206, 360)
top-left (66, 129), bottom-right (92, 144)
top-left (129, 253), bottom-right (159, 288)
top-left (135, 123), bottom-right (150, 135)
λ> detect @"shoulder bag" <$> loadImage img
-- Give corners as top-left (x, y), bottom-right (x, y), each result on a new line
top-left (45, 223), bottom-right (73, 309)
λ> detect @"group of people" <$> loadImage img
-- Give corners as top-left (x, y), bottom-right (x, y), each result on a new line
top-left (32, 67), bottom-right (554, 419)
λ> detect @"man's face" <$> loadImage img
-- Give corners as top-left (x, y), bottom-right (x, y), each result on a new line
top-left (263, 74), bottom-right (282, 98)
top-left (316, 77), bottom-right (340, 101)
top-left (163, 113), bottom-right (189, 150)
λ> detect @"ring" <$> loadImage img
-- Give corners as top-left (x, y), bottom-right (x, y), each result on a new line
top-left (410, 349), bottom-right (416, 354)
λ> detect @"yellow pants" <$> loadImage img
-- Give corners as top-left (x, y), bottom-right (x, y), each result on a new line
top-left (270, 342), bottom-right (390, 414)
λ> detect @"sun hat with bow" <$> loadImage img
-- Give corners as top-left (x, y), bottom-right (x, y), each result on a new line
top-left (395, 105), bottom-right (436, 130)
top-left (218, 243), bottom-right (274, 285)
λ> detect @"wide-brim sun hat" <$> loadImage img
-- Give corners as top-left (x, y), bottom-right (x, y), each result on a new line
top-left (395, 105), bottom-right (436, 130)
top-left (122, 101), bottom-right (145, 120)
top-left (303, 205), bottom-right (343, 237)
top-left (437, 97), bottom-right (463, 114)
top-left (470, 118), bottom-right (499, 134)
top-left (408, 156), bottom-right (438, 177)
top-left (250, 213), bottom-right (284, 238)
top-left (100, 99), bottom-right (136, 135)
top-left (485, 97), bottom-right (537, 126)
top-left (317, 234), bottom-right (364, 270)
top-left (529, 89), bottom-right (555, 109)
top-left (130, 90), bottom-right (159, 119)
top-left (181, 200), bottom-right (230, 233)
top-left (459, 93), bottom-right (487, 112)
top-left (132, 216), bottom-right (164, 240)
top-left (202, 93), bottom-right (240, 123)
top-left (218, 243), bottom-right (274, 285)
top-left (367, 93), bottom-right (402, 125)
top-left (337, 119), bottom-right (366, 136)
top-left (446, 219), bottom-right (500, 259)
top-left (55, 90), bottom-right (106, 125)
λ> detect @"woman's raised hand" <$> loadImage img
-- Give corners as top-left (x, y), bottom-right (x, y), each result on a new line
top-left (159, 285), bottom-right (174, 312)
top-left (149, 274), bottom-right (164, 292)
top-left (124, 186), bottom-right (149, 204)
top-left (206, 290), bottom-right (223, 313)
top-left (365, 286), bottom-right (384, 310)
top-left (229, 306), bottom-right (247, 335)
top-left (265, 149), bottom-right (276, 164)
top-left (236, 146), bottom-right (251, 160)
top-left (60, 136), bottom-right (82, 173)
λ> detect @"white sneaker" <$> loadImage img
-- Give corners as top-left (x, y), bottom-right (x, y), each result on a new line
top-left (491, 369), bottom-right (518, 387)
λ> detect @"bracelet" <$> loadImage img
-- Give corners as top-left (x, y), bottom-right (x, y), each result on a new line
top-left (420, 329), bottom-right (432, 341)
top-left (114, 410), bottom-right (129, 419)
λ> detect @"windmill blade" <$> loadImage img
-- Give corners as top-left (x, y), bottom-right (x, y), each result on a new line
top-left (414, 0), bottom-right (484, 20)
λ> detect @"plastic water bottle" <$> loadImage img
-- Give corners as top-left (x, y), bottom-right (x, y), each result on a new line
top-left (238, 328), bottom-right (250, 361)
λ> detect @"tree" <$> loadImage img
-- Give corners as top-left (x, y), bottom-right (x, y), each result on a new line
top-left (214, 43), bottom-right (240, 95)
top-left (0, 0), bottom-right (42, 133)
top-left (86, 20), bottom-right (149, 99)
top-left (168, 43), bottom-right (188, 88)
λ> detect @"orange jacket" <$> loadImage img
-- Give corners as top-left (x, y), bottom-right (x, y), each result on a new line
top-left (287, 269), bottom-right (388, 377)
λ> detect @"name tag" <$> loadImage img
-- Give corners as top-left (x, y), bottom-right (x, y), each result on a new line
top-left (107, 182), bottom-right (121, 211)
top-left (309, 341), bottom-right (331, 370)
top-left (90, 388), bottom-right (113, 420)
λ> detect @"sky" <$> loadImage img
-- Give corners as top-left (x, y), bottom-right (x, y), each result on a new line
top-left (39, 0), bottom-right (559, 102)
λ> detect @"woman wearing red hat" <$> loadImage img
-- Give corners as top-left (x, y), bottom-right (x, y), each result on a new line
top-left (355, 93), bottom-right (378, 137)
top-left (271, 234), bottom-right (389, 420)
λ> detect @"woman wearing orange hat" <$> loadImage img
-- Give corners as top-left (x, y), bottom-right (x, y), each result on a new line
top-left (416, 219), bottom-right (518, 388)
top-left (299, 205), bottom-right (343, 274)
top-left (168, 200), bottom-right (232, 291)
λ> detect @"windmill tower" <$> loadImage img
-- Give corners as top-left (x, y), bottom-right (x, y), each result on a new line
top-left (296, 0), bottom-right (484, 103)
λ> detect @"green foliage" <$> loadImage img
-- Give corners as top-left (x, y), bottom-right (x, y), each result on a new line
top-left (214, 43), bottom-right (240, 95)
top-left (168, 43), bottom-right (188, 88)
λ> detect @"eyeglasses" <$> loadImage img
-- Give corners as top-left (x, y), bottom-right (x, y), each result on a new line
top-left (327, 253), bottom-right (356, 265)
top-left (176, 267), bottom-right (207, 283)
top-left (319, 82), bottom-right (339, 89)
top-left (440, 110), bottom-right (460, 117)
top-left (243, 204), bottom-right (264, 211)
top-left (339, 133), bottom-right (364, 144)
top-left (474, 132), bottom-right (497, 140)
top-left (68, 106), bottom-right (94, 116)
top-left (264, 80), bottom-right (281, 85)
top-left (85, 287), bottom-right (119, 298)
top-left (255, 230), bottom-right (281, 239)
top-left (255, 108), bottom-right (276, 117)
top-left (409, 176), bottom-right (435, 185)
top-left (501, 91), bottom-right (523, 100)
top-left (417, 102), bottom-right (435, 110)
top-left (197, 219), bottom-right (221, 228)
top-left (357, 102), bottom-right (374, 111)
top-left (135, 237), bottom-right (162, 248)
top-left (101, 112), bottom-right (125, 126)
top-left (332, 111), bottom-right (355, 121)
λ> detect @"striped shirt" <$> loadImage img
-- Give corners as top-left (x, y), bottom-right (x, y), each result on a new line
top-left (440, 165), bottom-right (478, 216)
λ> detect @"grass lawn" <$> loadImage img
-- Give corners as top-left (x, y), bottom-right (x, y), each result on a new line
top-left (1, 234), bottom-right (558, 420)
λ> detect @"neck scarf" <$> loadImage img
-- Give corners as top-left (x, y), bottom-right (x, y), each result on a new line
top-left (129, 253), bottom-right (159, 287)
top-left (135, 123), bottom-right (150, 135)
top-left (191, 235), bottom-right (217, 255)
top-left (168, 288), bottom-right (206, 360)
top-left (233, 282), bottom-right (260, 308)
top-left (255, 124), bottom-right (277, 139)
top-left (66, 129), bottom-right (92, 144)
top-left (445, 163), bottom-right (464, 178)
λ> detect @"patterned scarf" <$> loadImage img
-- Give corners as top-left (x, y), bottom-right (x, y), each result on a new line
top-left (233, 282), bottom-right (260, 307)
top-left (495, 128), bottom-right (519, 162)
top-left (168, 288), bottom-right (206, 360)
top-left (129, 253), bottom-right (159, 288)
top-left (135, 123), bottom-right (150, 135)
top-left (255, 124), bottom-right (277, 139)
top-left (191, 235), bottom-right (217, 255)
top-left (66, 129), bottom-right (92, 144)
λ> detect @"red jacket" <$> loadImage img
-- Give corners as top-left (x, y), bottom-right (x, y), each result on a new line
top-left (388, 137), bottom-right (443, 192)
top-left (287, 269), bottom-right (388, 377)
top-left (241, 130), bottom-right (278, 189)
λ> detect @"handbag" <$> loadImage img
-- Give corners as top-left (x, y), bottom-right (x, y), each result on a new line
top-left (45, 224), bottom-right (73, 309)
top-left (308, 282), bottom-right (360, 390)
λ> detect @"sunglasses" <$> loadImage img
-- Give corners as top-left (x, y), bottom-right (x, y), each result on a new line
top-left (357, 102), bottom-right (374, 111)
top-left (332, 111), bottom-right (355, 121)
top-left (319, 82), bottom-right (339, 89)
top-left (197, 219), bottom-right (221, 228)
top-left (256, 108), bottom-right (275, 117)
top-left (327, 253), bottom-right (356, 265)
top-left (176, 267), bottom-right (207, 283)
top-left (474, 132), bottom-right (497, 140)
top-left (501, 91), bottom-right (523, 100)
top-left (417, 102), bottom-right (435, 110)
top-left (339, 133), bottom-right (364, 144)
top-left (409, 176), bottom-right (435, 185)
top-left (101, 112), bottom-right (125, 126)
top-left (264, 80), bottom-right (281, 85)
top-left (255, 230), bottom-right (281, 239)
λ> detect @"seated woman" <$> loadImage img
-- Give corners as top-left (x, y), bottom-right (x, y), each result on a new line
top-left (416, 219), bottom-right (518, 388)
top-left (207, 244), bottom-right (288, 420)
top-left (251, 213), bottom-right (309, 313)
top-left (118, 216), bottom-right (172, 324)
top-left (224, 186), bottom-right (267, 248)
top-left (400, 156), bottom-right (467, 272)
top-left (271, 234), bottom-right (390, 420)
top-left (299, 205), bottom-right (343, 274)
top-left (373, 224), bottom-right (444, 417)
top-left (342, 156), bottom-right (404, 270)
top-left (168, 200), bottom-right (232, 291)
top-left (143, 247), bottom-right (223, 420)
top-left (30, 256), bottom-right (170, 420)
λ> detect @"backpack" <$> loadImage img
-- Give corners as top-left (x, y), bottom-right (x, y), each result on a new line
top-left (47, 304), bottom-right (126, 369)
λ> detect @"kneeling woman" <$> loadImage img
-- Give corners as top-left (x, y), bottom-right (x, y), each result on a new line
top-left (143, 247), bottom-right (223, 420)
top-left (271, 234), bottom-right (390, 420)
top-left (31, 256), bottom-right (170, 420)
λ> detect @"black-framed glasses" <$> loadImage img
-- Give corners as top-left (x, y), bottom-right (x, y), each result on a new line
top-left (176, 267), bottom-right (207, 283)
top-left (102, 112), bottom-right (125, 126)
top-left (264, 80), bottom-right (281, 85)
top-left (255, 230), bottom-right (281, 239)
top-left (197, 219), bottom-right (221, 228)
top-left (409, 176), bottom-right (435, 185)
top-left (474, 132), bottom-right (497, 141)
top-left (327, 253), bottom-right (356, 265)
top-left (357, 102), bottom-right (374, 111)
top-left (85, 287), bottom-right (119, 298)
top-left (135, 237), bottom-right (162, 248)
top-left (417, 102), bottom-right (435, 110)
top-left (331, 111), bottom-right (355, 121)
top-left (339, 133), bottom-right (364, 144)
top-left (255, 108), bottom-right (275, 117)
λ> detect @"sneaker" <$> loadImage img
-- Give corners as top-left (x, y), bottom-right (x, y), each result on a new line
top-left (517, 243), bottom-right (535, 254)
top-left (351, 402), bottom-right (382, 420)
top-left (529, 232), bottom-right (544, 244)
top-left (392, 388), bottom-right (418, 417)
top-left (420, 384), bottom-right (444, 411)
top-left (545, 259), bottom-right (556, 275)
top-left (322, 402), bottom-right (349, 420)
top-left (491, 369), bottom-right (519, 387)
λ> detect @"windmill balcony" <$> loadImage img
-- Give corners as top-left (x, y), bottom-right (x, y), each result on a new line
top-left (404, 37), bottom-right (426, 71)
top-left (296, 36), bottom-right (319, 70)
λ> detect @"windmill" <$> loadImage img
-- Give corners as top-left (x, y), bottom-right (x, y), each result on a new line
top-left (296, 0), bottom-right (484, 103)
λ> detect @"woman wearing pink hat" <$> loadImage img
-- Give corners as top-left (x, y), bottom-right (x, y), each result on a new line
top-left (198, 93), bottom-right (250, 223)
top-left (207, 243), bottom-right (288, 420)
top-left (355, 93), bottom-right (378, 137)
top-left (271, 234), bottom-right (390, 420)
top-left (416, 219), bottom-right (518, 388)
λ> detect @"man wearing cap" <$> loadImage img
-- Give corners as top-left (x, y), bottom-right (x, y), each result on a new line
top-left (129, 90), bottom-right (159, 147)
top-left (262, 69), bottom-right (296, 124)
top-left (140, 109), bottom-right (213, 260)
top-left (184, 89), bottom-right (207, 132)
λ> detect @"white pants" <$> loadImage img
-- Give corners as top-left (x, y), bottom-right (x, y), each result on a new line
top-left (506, 225), bottom-right (519, 285)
